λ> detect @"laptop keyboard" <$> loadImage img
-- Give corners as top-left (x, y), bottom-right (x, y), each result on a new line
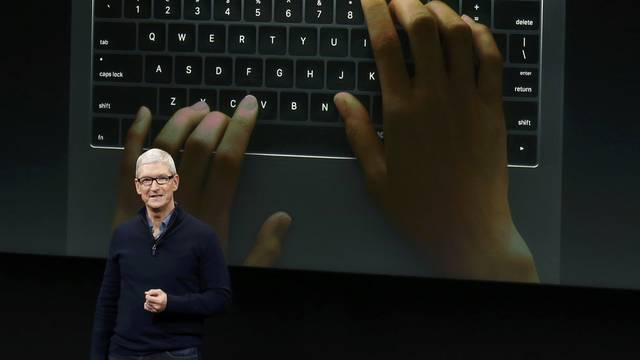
top-left (92, 0), bottom-right (542, 166)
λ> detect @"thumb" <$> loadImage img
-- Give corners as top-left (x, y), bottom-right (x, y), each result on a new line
top-left (243, 211), bottom-right (293, 267)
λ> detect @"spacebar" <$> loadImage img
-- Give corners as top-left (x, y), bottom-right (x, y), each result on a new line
top-left (247, 124), bottom-right (354, 158)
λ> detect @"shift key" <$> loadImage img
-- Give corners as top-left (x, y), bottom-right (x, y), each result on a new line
top-left (94, 54), bottom-right (142, 82)
top-left (94, 86), bottom-right (157, 114)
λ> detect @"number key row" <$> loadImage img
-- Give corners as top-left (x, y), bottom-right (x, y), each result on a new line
top-left (95, 0), bottom-right (363, 25)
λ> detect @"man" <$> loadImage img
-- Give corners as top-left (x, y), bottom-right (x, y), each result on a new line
top-left (91, 148), bottom-right (231, 360)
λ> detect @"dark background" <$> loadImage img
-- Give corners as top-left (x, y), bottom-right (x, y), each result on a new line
top-left (2, 0), bottom-right (640, 358)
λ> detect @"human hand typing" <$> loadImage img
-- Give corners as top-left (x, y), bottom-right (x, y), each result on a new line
top-left (114, 96), bottom-right (292, 267)
top-left (334, 0), bottom-right (538, 282)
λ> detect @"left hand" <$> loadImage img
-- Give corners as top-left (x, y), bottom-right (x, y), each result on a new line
top-left (144, 289), bottom-right (167, 313)
top-left (113, 96), bottom-right (292, 267)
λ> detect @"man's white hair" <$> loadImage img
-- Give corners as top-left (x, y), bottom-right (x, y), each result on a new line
top-left (135, 148), bottom-right (177, 177)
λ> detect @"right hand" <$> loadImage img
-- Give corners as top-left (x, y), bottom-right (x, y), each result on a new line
top-left (334, 0), bottom-right (538, 282)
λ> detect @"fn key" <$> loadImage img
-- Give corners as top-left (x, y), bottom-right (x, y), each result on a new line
top-left (92, 117), bottom-right (120, 147)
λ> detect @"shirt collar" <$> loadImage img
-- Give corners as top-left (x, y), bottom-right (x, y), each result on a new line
top-left (147, 208), bottom-right (174, 230)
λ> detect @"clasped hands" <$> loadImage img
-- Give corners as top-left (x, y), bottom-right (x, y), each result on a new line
top-left (116, 0), bottom-right (539, 283)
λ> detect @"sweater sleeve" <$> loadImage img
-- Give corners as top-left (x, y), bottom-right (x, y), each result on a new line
top-left (165, 231), bottom-right (231, 316)
top-left (90, 233), bottom-right (121, 360)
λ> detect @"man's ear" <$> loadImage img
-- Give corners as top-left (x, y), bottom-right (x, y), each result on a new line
top-left (172, 174), bottom-right (180, 191)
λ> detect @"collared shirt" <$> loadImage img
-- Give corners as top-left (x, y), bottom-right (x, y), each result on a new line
top-left (147, 209), bottom-right (174, 239)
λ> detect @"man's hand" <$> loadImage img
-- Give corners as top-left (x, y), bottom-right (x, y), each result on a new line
top-left (144, 289), bottom-right (167, 313)
top-left (334, 0), bottom-right (538, 282)
top-left (114, 96), bottom-right (292, 267)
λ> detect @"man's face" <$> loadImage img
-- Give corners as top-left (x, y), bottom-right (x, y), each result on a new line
top-left (135, 162), bottom-right (179, 212)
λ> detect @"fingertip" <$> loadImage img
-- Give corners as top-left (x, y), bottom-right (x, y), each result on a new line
top-left (334, 92), bottom-right (357, 120)
top-left (136, 106), bottom-right (151, 121)
top-left (461, 14), bottom-right (475, 25)
top-left (232, 95), bottom-right (259, 122)
top-left (239, 94), bottom-right (258, 111)
top-left (190, 100), bottom-right (210, 112)
top-left (275, 211), bottom-right (292, 233)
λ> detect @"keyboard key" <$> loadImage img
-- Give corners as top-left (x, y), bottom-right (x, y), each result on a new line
top-left (249, 91), bottom-right (278, 120)
top-left (94, 54), bottom-right (143, 82)
top-left (220, 90), bottom-right (248, 116)
top-left (280, 92), bottom-right (308, 121)
top-left (372, 95), bottom-right (382, 124)
top-left (504, 68), bottom-right (538, 98)
top-left (145, 55), bottom-right (173, 83)
top-left (509, 34), bottom-right (540, 64)
top-left (305, 0), bottom-right (333, 24)
top-left (289, 27), bottom-right (318, 56)
top-left (310, 93), bottom-right (339, 122)
top-left (168, 24), bottom-right (196, 52)
top-left (259, 26), bottom-right (287, 55)
top-left (139, 23), bottom-right (166, 51)
top-left (148, 119), bottom-right (168, 147)
top-left (205, 57), bottom-right (233, 85)
top-left (504, 101), bottom-right (538, 131)
top-left (494, 0), bottom-right (541, 31)
top-left (198, 25), bottom-right (226, 53)
top-left (326, 61), bottom-right (355, 90)
top-left (320, 28), bottom-right (348, 57)
top-left (245, 0), bottom-right (272, 21)
top-left (507, 135), bottom-right (537, 166)
top-left (214, 0), bottom-right (242, 20)
top-left (93, 86), bottom-right (157, 114)
top-left (351, 28), bottom-right (373, 58)
top-left (95, 0), bottom-right (122, 18)
top-left (159, 88), bottom-right (187, 115)
top-left (189, 89), bottom-right (218, 108)
top-left (274, 0), bottom-right (303, 22)
top-left (354, 94), bottom-right (370, 116)
top-left (228, 25), bottom-right (257, 54)
top-left (121, 118), bottom-right (135, 143)
top-left (296, 60), bottom-right (324, 89)
top-left (265, 59), bottom-right (294, 87)
top-left (92, 117), bottom-right (120, 146)
top-left (125, 0), bottom-right (151, 18)
top-left (493, 33), bottom-right (507, 61)
top-left (154, 0), bottom-right (181, 19)
top-left (184, 0), bottom-right (211, 19)
top-left (94, 22), bottom-right (136, 51)
top-left (336, 0), bottom-right (364, 25)
top-left (175, 56), bottom-right (203, 84)
top-left (235, 58), bottom-right (264, 86)
top-left (358, 62), bottom-right (380, 91)
top-left (461, 0), bottom-right (491, 26)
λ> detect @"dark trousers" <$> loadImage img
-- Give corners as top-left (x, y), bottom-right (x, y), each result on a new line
top-left (108, 347), bottom-right (200, 360)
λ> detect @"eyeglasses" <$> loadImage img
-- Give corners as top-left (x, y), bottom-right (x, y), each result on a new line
top-left (136, 175), bottom-right (175, 187)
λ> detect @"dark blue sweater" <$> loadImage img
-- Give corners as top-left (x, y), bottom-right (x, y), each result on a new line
top-left (91, 206), bottom-right (231, 359)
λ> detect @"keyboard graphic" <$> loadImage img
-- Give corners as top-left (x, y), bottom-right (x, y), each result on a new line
top-left (92, 0), bottom-right (542, 166)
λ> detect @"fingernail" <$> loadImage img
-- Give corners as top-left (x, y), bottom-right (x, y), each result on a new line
top-left (239, 95), bottom-right (258, 111)
top-left (135, 106), bottom-right (150, 121)
top-left (191, 100), bottom-right (209, 111)
top-left (274, 212), bottom-right (292, 239)
top-left (461, 14), bottom-right (474, 23)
